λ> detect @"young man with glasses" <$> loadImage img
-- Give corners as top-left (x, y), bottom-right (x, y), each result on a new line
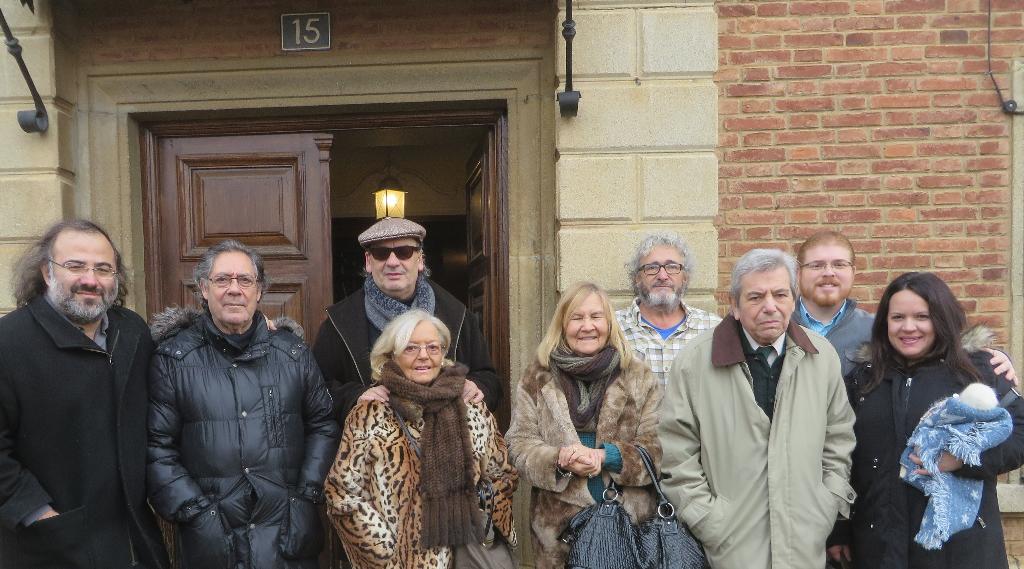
top-left (615, 232), bottom-right (721, 385)
top-left (794, 230), bottom-right (1015, 381)
top-left (313, 217), bottom-right (501, 422)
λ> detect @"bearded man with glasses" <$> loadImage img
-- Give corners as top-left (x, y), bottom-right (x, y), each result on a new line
top-left (313, 217), bottom-right (501, 422)
top-left (0, 219), bottom-right (170, 569)
top-left (615, 232), bottom-right (721, 385)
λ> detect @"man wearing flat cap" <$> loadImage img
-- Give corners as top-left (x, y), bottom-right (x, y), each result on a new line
top-left (313, 217), bottom-right (502, 422)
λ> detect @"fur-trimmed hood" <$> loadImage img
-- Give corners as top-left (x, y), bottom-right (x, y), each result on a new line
top-left (852, 325), bottom-right (995, 364)
top-left (149, 305), bottom-right (304, 344)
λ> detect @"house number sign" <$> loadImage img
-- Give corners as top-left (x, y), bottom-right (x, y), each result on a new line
top-left (281, 13), bottom-right (331, 51)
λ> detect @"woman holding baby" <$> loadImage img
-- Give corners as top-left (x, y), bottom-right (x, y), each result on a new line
top-left (829, 271), bottom-right (1024, 569)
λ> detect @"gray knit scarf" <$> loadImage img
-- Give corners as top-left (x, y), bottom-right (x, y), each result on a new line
top-left (550, 346), bottom-right (621, 430)
top-left (363, 274), bottom-right (437, 332)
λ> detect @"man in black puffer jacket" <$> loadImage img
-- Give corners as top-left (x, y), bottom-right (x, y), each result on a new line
top-left (147, 240), bottom-right (339, 569)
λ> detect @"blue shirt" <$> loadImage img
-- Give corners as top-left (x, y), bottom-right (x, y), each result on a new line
top-left (798, 298), bottom-right (848, 338)
top-left (640, 316), bottom-right (685, 340)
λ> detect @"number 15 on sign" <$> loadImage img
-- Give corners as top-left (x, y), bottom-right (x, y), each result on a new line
top-left (281, 13), bottom-right (330, 51)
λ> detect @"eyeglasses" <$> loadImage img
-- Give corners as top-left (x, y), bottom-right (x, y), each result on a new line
top-left (639, 262), bottom-right (684, 276)
top-left (48, 258), bottom-right (117, 279)
top-left (207, 274), bottom-right (259, 289)
top-left (400, 342), bottom-right (445, 357)
top-left (367, 245), bottom-right (421, 261)
top-left (800, 260), bottom-right (854, 272)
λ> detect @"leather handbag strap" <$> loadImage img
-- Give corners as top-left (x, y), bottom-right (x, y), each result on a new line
top-left (635, 445), bottom-right (676, 519)
top-left (392, 406), bottom-right (422, 458)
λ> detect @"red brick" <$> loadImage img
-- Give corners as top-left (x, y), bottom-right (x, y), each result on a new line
top-left (931, 93), bottom-right (962, 107)
top-left (838, 129), bottom-right (869, 142)
top-left (822, 79), bottom-right (884, 94)
top-left (776, 64), bottom-right (834, 78)
top-left (725, 148), bottom-right (788, 162)
top-left (784, 33), bottom-right (845, 47)
top-left (742, 100), bottom-right (773, 113)
top-left (840, 97), bottom-right (868, 110)
top-left (789, 146), bottom-right (822, 160)
top-left (917, 76), bottom-right (977, 90)
top-left (776, 130), bottom-right (836, 144)
top-left (919, 207), bottom-right (978, 220)
top-left (824, 177), bottom-right (882, 190)
top-left (873, 126), bottom-right (930, 140)
top-left (884, 143), bottom-right (916, 157)
top-left (719, 3), bottom-right (757, 17)
top-left (794, 49), bottom-right (824, 62)
top-left (965, 156), bottom-right (1009, 170)
top-left (743, 68), bottom-right (772, 81)
top-left (872, 159), bottom-right (929, 172)
top-left (724, 116), bottom-right (787, 131)
top-left (891, 46), bottom-right (927, 59)
top-left (868, 191), bottom-right (929, 205)
top-left (837, 194), bottom-right (868, 206)
top-left (917, 142), bottom-right (976, 156)
top-left (932, 14), bottom-right (987, 27)
top-left (939, 29), bottom-right (968, 43)
top-left (931, 158), bottom-right (964, 172)
top-left (744, 195), bottom-right (777, 208)
top-left (964, 124), bottom-right (1008, 137)
top-left (886, 208), bottom-right (918, 221)
top-left (789, 114), bottom-right (823, 128)
top-left (884, 0), bottom-right (945, 12)
top-left (933, 190), bottom-right (964, 204)
top-left (835, 16), bottom-right (895, 30)
top-left (915, 109), bottom-right (978, 123)
top-left (825, 47), bottom-right (889, 61)
top-left (822, 112), bottom-right (884, 127)
top-left (874, 30), bottom-right (938, 44)
top-left (885, 78), bottom-right (915, 92)
top-left (753, 35), bottom-right (784, 49)
top-left (886, 111), bottom-right (917, 125)
top-left (964, 189), bottom-right (1009, 203)
top-left (786, 81), bottom-right (821, 96)
top-left (756, 3), bottom-right (790, 16)
top-left (729, 50), bottom-right (793, 65)
top-left (866, 61), bottom-right (928, 75)
top-left (917, 174), bottom-right (974, 188)
top-left (916, 238), bottom-right (979, 252)
top-left (790, 1), bottom-right (852, 15)
top-left (871, 94), bottom-right (931, 108)
top-left (726, 83), bottom-right (785, 97)
top-left (731, 179), bottom-right (790, 193)
top-left (778, 194), bottom-right (835, 207)
top-left (924, 45), bottom-right (986, 58)
top-left (743, 132), bottom-right (774, 146)
top-left (780, 161), bottom-right (839, 175)
top-left (775, 97), bottom-right (835, 112)
top-left (845, 32), bottom-right (875, 45)
top-left (895, 15), bottom-right (928, 28)
top-left (823, 144), bottom-right (883, 158)
top-left (825, 209), bottom-right (883, 223)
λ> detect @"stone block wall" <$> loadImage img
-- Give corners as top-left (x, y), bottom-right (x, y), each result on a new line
top-left (555, 0), bottom-right (720, 309)
top-left (0, 0), bottom-right (72, 309)
top-left (716, 0), bottom-right (1023, 345)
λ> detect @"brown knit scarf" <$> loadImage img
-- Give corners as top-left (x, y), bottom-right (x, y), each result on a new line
top-left (377, 360), bottom-right (479, 548)
top-left (550, 345), bottom-right (622, 430)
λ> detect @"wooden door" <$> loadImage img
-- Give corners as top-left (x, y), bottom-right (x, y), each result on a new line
top-left (464, 117), bottom-right (511, 428)
top-left (143, 131), bottom-right (334, 343)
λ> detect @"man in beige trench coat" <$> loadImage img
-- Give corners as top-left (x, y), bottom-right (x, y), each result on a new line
top-left (659, 248), bottom-right (856, 569)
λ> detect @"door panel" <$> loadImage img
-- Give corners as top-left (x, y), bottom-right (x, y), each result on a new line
top-left (145, 132), bottom-right (333, 342)
top-left (464, 117), bottom-right (511, 429)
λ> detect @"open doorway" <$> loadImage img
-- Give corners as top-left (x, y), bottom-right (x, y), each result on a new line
top-left (140, 110), bottom-right (511, 426)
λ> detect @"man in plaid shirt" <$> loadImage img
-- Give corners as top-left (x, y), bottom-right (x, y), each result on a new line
top-left (615, 232), bottom-right (721, 385)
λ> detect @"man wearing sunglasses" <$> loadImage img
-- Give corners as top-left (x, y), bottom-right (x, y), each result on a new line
top-left (0, 220), bottom-right (169, 569)
top-left (615, 232), bottom-right (721, 385)
top-left (313, 217), bottom-right (501, 422)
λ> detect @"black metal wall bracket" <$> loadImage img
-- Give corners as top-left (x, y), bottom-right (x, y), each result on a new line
top-left (0, 7), bottom-right (49, 133)
top-left (557, 0), bottom-right (580, 118)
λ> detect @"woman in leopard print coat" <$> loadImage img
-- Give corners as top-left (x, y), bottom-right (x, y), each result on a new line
top-left (325, 310), bottom-right (517, 569)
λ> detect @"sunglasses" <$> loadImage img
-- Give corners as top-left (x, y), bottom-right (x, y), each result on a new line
top-left (366, 245), bottom-right (421, 261)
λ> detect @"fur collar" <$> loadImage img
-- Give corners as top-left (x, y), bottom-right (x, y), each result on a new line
top-left (851, 325), bottom-right (994, 363)
top-left (149, 305), bottom-right (303, 343)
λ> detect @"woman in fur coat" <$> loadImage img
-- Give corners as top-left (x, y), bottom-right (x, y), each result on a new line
top-left (829, 272), bottom-right (1024, 569)
top-left (506, 281), bottom-right (663, 569)
top-left (325, 309), bottom-right (517, 569)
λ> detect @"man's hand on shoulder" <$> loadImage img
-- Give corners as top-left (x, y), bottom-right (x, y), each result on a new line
top-left (358, 385), bottom-right (390, 403)
top-left (462, 380), bottom-right (484, 404)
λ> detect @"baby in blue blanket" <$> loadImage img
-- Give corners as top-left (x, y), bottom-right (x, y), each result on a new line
top-left (900, 382), bottom-right (1013, 550)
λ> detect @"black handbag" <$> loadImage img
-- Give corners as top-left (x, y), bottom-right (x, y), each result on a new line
top-left (561, 445), bottom-right (708, 569)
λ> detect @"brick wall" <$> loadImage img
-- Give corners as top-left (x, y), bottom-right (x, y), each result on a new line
top-left (716, 0), bottom-right (1023, 344)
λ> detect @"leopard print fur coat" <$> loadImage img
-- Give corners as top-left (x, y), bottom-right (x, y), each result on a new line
top-left (325, 400), bottom-right (517, 569)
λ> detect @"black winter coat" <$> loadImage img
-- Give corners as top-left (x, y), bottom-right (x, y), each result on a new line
top-left (147, 309), bottom-right (339, 569)
top-left (313, 281), bottom-right (501, 422)
top-left (0, 298), bottom-right (169, 569)
top-left (840, 346), bottom-right (1024, 569)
